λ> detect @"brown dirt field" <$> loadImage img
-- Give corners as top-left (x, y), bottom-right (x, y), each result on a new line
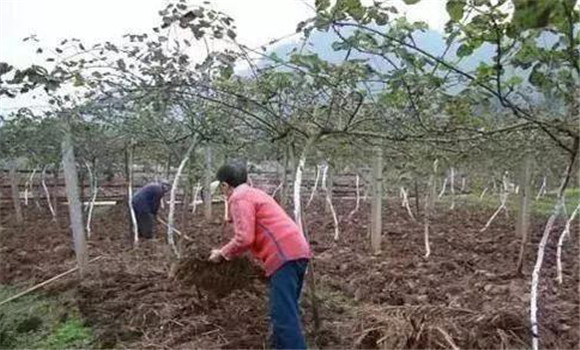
top-left (0, 195), bottom-right (578, 349)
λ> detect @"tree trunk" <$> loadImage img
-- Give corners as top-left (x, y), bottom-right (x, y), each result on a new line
top-left (9, 160), bottom-right (23, 224)
top-left (293, 135), bottom-right (318, 235)
top-left (124, 145), bottom-right (131, 236)
top-left (557, 203), bottom-right (580, 284)
top-left (480, 191), bottom-right (509, 232)
top-left (0, 178), bottom-right (3, 232)
top-left (78, 165), bottom-right (85, 209)
top-left (180, 181), bottom-right (189, 225)
top-left (530, 196), bottom-right (564, 350)
top-left (348, 173), bottom-right (361, 218)
top-left (24, 168), bottom-right (37, 207)
top-left (183, 155), bottom-right (196, 220)
top-left (127, 142), bottom-right (139, 244)
top-left (449, 167), bottom-right (456, 210)
top-left (438, 176), bottom-right (448, 198)
top-left (370, 147), bottom-right (383, 255)
top-left (287, 143), bottom-right (296, 211)
top-left (191, 182), bottom-right (201, 214)
top-left (535, 176), bottom-right (547, 200)
top-left (324, 165), bottom-right (332, 214)
top-left (400, 187), bottom-right (416, 221)
top-left (279, 148), bottom-right (287, 207)
top-left (168, 142), bottom-right (196, 257)
top-left (165, 155), bottom-right (172, 179)
top-left (306, 164), bottom-right (321, 208)
top-left (33, 174), bottom-right (42, 210)
top-left (41, 165), bottom-right (57, 220)
top-left (424, 160), bottom-right (438, 258)
top-left (298, 204), bottom-right (321, 333)
top-left (414, 179), bottom-right (420, 218)
top-left (480, 187), bottom-right (488, 199)
top-left (203, 145), bottom-right (213, 221)
top-left (321, 164), bottom-right (339, 241)
top-left (52, 164), bottom-right (59, 217)
top-left (85, 160), bottom-right (98, 238)
top-left (61, 117), bottom-right (88, 278)
top-left (515, 152), bottom-right (533, 273)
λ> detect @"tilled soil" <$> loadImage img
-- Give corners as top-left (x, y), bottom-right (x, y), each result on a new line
top-left (0, 196), bottom-right (578, 349)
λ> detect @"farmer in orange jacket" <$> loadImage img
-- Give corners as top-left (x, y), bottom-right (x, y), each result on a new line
top-left (208, 161), bottom-right (311, 349)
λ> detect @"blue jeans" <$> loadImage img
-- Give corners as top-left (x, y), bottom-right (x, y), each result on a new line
top-left (269, 259), bottom-right (308, 349)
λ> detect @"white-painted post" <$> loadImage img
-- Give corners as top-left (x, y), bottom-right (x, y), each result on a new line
top-left (348, 173), bottom-right (360, 218)
top-left (370, 147), bottom-right (383, 254)
top-left (9, 160), bottom-right (23, 224)
top-left (516, 152), bottom-right (533, 273)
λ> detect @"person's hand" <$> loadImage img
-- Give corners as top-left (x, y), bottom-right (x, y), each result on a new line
top-left (208, 249), bottom-right (224, 263)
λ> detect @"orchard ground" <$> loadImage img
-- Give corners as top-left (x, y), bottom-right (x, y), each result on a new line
top-left (0, 193), bottom-right (578, 349)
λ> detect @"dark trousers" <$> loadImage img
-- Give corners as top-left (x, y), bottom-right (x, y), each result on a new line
top-left (269, 259), bottom-right (308, 350)
top-left (135, 211), bottom-right (155, 239)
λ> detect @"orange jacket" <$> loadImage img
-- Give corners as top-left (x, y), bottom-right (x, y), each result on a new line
top-left (219, 184), bottom-right (311, 276)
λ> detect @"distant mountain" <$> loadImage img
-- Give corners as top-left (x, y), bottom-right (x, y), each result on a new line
top-left (251, 25), bottom-right (559, 111)
top-left (259, 26), bottom-right (495, 76)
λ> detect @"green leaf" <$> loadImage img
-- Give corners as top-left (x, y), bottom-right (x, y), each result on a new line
top-left (73, 73), bottom-right (84, 87)
top-left (220, 65), bottom-right (233, 79)
top-left (374, 12), bottom-right (389, 26)
top-left (331, 40), bottom-right (350, 51)
top-left (446, 0), bottom-right (466, 21)
top-left (343, 0), bottom-right (365, 20)
top-left (456, 43), bottom-right (473, 57)
top-left (0, 62), bottom-right (12, 75)
top-left (403, 0), bottom-right (421, 4)
top-left (315, 0), bottom-right (330, 12)
top-left (511, 0), bottom-right (552, 30)
top-left (528, 64), bottom-right (546, 86)
top-left (506, 76), bottom-right (523, 86)
top-left (116, 59), bottom-right (126, 71)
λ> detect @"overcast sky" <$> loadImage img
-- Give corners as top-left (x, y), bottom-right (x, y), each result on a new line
top-left (0, 0), bottom-right (449, 112)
